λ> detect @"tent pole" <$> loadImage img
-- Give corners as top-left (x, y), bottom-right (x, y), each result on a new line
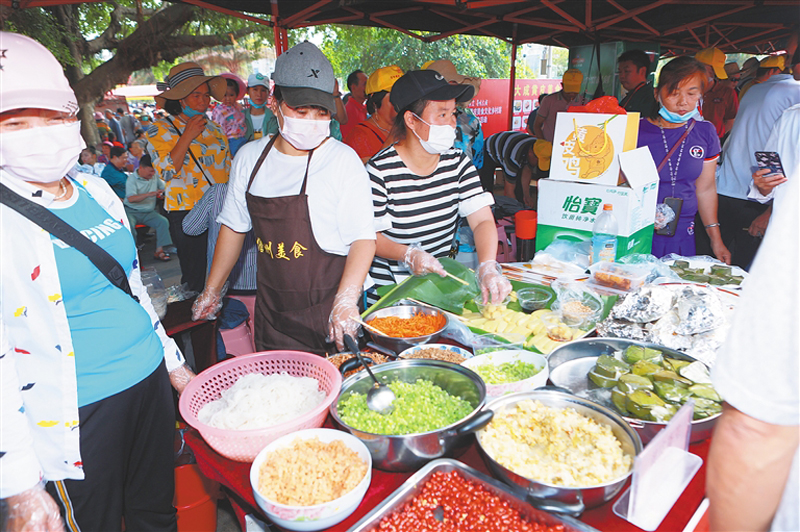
top-left (274, 26), bottom-right (288, 55)
top-left (507, 24), bottom-right (518, 131)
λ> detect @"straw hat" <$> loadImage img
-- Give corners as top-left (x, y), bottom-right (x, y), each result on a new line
top-left (423, 59), bottom-right (482, 98)
top-left (155, 62), bottom-right (226, 107)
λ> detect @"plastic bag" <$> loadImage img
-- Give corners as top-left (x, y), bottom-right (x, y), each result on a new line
top-left (549, 280), bottom-right (604, 326)
top-left (654, 202), bottom-right (676, 230)
top-left (530, 239), bottom-right (591, 276)
top-left (618, 253), bottom-right (682, 283)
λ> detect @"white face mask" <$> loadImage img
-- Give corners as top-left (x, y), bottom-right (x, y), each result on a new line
top-left (411, 113), bottom-right (456, 155)
top-left (278, 107), bottom-right (331, 151)
top-left (0, 122), bottom-right (84, 183)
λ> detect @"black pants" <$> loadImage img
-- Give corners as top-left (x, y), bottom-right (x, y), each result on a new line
top-left (167, 210), bottom-right (208, 293)
top-left (694, 194), bottom-right (769, 270)
top-left (47, 361), bottom-right (177, 532)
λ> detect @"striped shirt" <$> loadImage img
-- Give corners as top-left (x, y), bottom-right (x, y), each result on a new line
top-left (182, 183), bottom-right (257, 291)
top-left (485, 131), bottom-right (536, 182)
top-left (368, 146), bottom-right (493, 300)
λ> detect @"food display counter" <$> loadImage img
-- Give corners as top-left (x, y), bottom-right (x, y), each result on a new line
top-left (184, 421), bottom-right (710, 532)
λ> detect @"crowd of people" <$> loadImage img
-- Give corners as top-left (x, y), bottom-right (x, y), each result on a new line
top-left (1, 26), bottom-right (797, 532)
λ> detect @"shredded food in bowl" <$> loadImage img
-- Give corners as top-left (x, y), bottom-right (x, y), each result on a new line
top-left (367, 312), bottom-right (446, 338)
top-left (480, 400), bottom-right (632, 487)
top-left (258, 437), bottom-right (367, 506)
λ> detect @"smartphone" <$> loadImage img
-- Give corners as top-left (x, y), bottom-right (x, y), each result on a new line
top-left (754, 151), bottom-right (786, 178)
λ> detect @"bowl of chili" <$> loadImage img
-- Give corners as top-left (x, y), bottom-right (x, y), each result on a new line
top-left (363, 304), bottom-right (448, 353)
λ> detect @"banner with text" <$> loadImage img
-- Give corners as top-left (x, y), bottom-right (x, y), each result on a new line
top-left (468, 79), bottom-right (562, 137)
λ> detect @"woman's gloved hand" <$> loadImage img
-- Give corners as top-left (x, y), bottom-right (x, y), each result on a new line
top-left (169, 363), bottom-right (196, 395)
top-left (477, 260), bottom-right (512, 305)
top-left (191, 284), bottom-right (226, 321)
top-left (3, 483), bottom-right (64, 532)
top-left (402, 244), bottom-right (447, 277)
top-left (328, 285), bottom-right (362, 352)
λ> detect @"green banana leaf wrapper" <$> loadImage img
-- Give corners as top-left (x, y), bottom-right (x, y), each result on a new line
top-left (363, 258), bottom-right (480, 316)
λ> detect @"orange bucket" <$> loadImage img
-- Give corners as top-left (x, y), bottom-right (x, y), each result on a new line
top-left (515, 210), bottom-right (538, 239)
top-left (174, 464), bottom-right (219, 532)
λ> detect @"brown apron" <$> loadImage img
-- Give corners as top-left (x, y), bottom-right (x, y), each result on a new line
top-left (245, 136), bottom-right (346, 354)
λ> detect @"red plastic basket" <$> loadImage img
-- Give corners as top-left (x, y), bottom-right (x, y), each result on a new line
top-left (179, 351), bottom-right (342, 462)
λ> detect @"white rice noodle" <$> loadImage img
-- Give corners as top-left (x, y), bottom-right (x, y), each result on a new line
top-left (198, 373), bottom-right (326, 430)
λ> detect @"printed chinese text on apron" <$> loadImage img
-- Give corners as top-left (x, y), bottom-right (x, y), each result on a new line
top-left (245, 136), bottom-right (346, 354)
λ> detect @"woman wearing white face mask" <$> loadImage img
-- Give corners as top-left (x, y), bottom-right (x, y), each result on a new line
top-left (367, 70), bottom-right (512, 305)
top-left (0, 32), bottom-right (193, 532)
top-left (192, 41), bottom-right (376, 353)
top-left (637, 56), bottom-right (731, 263)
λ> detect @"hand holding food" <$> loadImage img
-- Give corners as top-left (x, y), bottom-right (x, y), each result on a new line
top-left (402, 244), bottom-right (446, 277)
top-left (477, 260), bottom-right (512, 305)
top-left (328, 285), bottom-right (362, 351)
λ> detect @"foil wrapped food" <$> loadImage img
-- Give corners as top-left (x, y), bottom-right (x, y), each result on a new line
top-left (673, 285), bottom-right (725, 335)
top-left (596, 318), bottom-right (649, 341)
top-left (611, 285), bottom-right (674, 323)
top-left (646, 310), bottom-right (694, 351)
top-left (600, 282), bottom-right (732, 365)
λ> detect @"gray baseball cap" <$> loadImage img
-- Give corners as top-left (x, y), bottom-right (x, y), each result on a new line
top-left (272, 41), bottom-right (336, 115)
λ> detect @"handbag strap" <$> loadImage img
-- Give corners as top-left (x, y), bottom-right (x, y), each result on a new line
top-left (657, 120), bottom-right (696, 173)
top-left (0, 182), bottom-right (138, 302)
top-left (164, 116), bottom-right (216, 185)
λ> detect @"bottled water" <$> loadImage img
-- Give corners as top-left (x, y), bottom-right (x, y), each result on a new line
top-left (591, 203), bottom-right (618, 263)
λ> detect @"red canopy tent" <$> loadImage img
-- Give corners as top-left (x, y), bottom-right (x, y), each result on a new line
top-left (3, 0), bottom-right (796, 128)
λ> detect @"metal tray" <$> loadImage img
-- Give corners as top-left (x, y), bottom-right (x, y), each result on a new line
top-left (547, 337), bottom-right (720, 443)
top-left (346, 458), bottom-right (600, 532)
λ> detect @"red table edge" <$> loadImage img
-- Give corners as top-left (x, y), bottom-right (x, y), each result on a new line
top-left (183, 423), bottom-right (710, 532)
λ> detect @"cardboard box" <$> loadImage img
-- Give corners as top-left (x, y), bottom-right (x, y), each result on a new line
top-left (550, 111), bottom-right (640, 186)
top-left (535, 147), bottom-right (659, 259)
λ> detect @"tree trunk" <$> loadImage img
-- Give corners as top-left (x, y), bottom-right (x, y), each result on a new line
top-left (52, 5), bottom-right (101, 146)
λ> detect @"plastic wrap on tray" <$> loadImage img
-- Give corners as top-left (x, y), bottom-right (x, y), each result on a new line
top-left (645, 310), bottom-right (694, 351)
top-left (673, 285), bottom-right (725, 335)
top-left (596, 318), bottom-right (649, 341)
top-left (611, 285), bottom-right (674, 323)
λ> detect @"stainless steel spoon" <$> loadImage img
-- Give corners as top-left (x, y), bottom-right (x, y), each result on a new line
top-left (344, 334), bottom-right (396, 415)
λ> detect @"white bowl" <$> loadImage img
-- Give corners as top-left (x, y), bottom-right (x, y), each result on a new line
top-left (399, 343), bottom-right (474, 361)
top-left (462, 350), bottom-right (549, 398)
top-left (249, 428), bottom-right (372, 531)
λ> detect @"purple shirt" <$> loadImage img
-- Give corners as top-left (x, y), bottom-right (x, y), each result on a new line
top-left (638, 118), bottom-right (720, 222)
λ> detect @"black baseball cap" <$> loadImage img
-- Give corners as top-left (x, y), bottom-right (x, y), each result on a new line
top-left (389, 70), bottom-right (475, 113)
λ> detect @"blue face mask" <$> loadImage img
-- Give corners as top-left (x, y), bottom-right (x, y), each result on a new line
top-left (249, 101), bottom-right (266, 109)
top-left (182, 105), bottom-right (205, 118)
top-left (658, 99), bottom-right (699, 123)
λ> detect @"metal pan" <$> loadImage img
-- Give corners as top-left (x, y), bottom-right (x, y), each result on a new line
top-left (547, 337), bottom-right (720, 443)
top-left (347, 458), bottom-right (599, 532)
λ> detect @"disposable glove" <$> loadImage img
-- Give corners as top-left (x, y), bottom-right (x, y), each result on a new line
top-left (328, 285), bottom-right (362, 352)
top-left (191, 284), bottom-right (227, 321)
top-left (477, 260), bottom-right (512, 305)
top-left (3, 483), bottom-right (64, 532)
top-left (402, 244), bottom-right (446, 277)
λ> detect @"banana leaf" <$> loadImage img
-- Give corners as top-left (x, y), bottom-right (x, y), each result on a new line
top-left (364, 258), bottom-right (480, 316)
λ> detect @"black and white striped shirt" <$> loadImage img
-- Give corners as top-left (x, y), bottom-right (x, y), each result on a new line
top-left (485, 131), bottom-right (537, 182)
top-left (367, 146), bottom-right (493, 300)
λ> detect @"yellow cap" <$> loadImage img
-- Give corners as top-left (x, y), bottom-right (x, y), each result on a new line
top-left (533, 139), bottom-right (553, 171)
top-left (695, 47), bottom-right (728, 79)
top-left (562, 69), bottom-right (583, 93)
top-left (365, 65), bottom-right (404, 95)
top-left (421, 60), bottom-right (436, 70)
top-left (759, 55), bottom-right (786, 70)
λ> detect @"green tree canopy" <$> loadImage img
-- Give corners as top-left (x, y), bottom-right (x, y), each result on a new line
top-left (3, 1), bottom-right (271, 144)
top-left (294, 25), bottom-right (514, 81)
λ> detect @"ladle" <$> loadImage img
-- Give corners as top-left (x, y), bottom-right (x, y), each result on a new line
top-left (344, 334), bottom-right (396, 415)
